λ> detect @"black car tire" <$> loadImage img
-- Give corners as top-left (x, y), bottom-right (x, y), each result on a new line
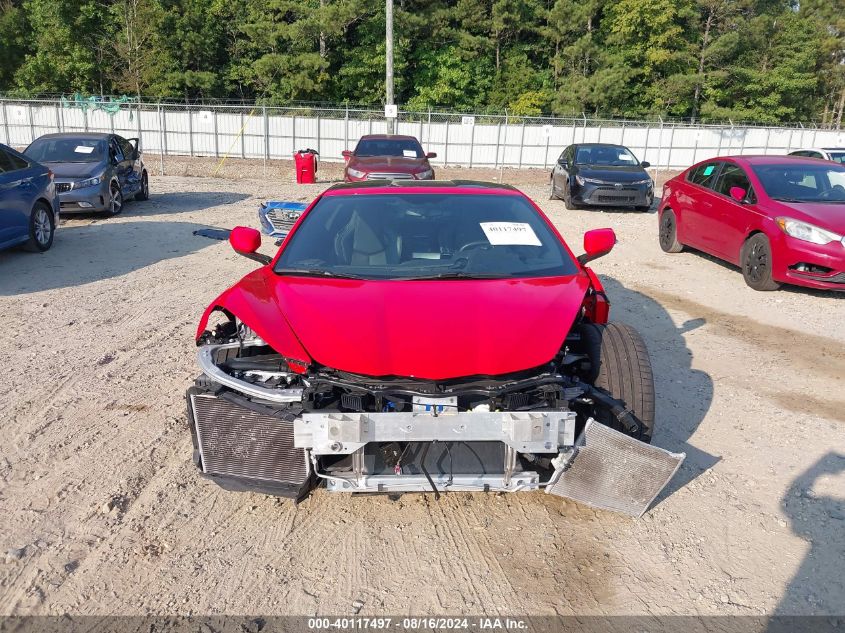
top-left (107, 181), bottom-right (123, 216)
top-left (24, 202), bottom-right (55, 252)
top-left (578, 322), bottom-right (655, 443)
top-left (563, 183), bottom-right (578, 210)
top-left (549, 177), bottom-right (559, 200)
top-left (135, 171), bottom-right (149, 201)
top-left (740, 233), bottom-right (780, 291)
top-left (659, 209), bottom-right (684, 253)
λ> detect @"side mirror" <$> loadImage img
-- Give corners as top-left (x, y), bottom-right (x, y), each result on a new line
top-left (342, 150), bottom-right (352, 161)
top-left (578, 228), bottom-right (616, 265)
top-left (557, 158), bottom-right (568, 168)
top-left (229, 226), bottom-right (271, 265)
top-left (640, 161), bottom-right (651, 168)
top-left (426, 152), bottom-right (437, 159)
top-left (729, 186), bottom-right (747, 202)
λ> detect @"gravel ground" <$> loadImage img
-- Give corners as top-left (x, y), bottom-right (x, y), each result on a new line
top-left (0, 166), bottom-right (843, 617)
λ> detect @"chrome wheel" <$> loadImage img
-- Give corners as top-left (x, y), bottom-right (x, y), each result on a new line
top-left (110, 183), bottom-right (123, 215)
top-left (34, 207), bottom-right (52, 246)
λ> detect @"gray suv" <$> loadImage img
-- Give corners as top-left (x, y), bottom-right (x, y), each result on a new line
top-left (24, 133), bottom-right (149, 215)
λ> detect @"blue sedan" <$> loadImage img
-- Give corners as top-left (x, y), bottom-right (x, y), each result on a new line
top-left (0, 143), bottom-right (59, 252)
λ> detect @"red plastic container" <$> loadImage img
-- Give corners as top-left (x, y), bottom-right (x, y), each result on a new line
top-left (294, 149), bottom-right (319, 184)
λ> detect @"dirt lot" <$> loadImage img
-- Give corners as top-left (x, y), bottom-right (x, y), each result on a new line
top-left (1, 165), bottom-right (844, 617)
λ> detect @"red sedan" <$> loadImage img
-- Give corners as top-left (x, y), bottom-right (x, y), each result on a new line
top-left (185, 181), bottom-right (684, 516)
top-left (342, 134), bottom-right (436, 182)
top-left (658, 155), bottom-right (845, 291)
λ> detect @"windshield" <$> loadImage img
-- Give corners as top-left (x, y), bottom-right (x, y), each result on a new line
top-left (355, 138), bottom-right (424, 158)
top-left (828, 152), bottom-right (845, 164)
top-left (575, 145), bottom-right (639, 166)
top-left (25, 138), bottom-right (106, 163)
top-left (274, 193), bottom-right (578, 280)
top-left (752, 163), bottom-right (845, 203)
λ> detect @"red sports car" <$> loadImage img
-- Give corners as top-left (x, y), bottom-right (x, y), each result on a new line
top-left (658, 155), bottom-right (845, 291)
top-left (187, 181), bottom-right (683, 516)
top-left (342, 134), bottom-right (435, 182)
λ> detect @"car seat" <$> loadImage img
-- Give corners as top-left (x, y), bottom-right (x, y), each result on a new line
top-left (334, 211), bottom-right (402, 266)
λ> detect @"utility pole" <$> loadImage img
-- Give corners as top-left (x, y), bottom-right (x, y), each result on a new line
top-left (386, 0), bottom-right (395, 134)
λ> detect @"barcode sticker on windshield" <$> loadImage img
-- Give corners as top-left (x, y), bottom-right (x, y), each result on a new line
top-left (480, 222), bottom-right (542, 246)
top-left (74, 145), bottom-right (95, 154)
top-left (402, 150), bottom-right (416, 158)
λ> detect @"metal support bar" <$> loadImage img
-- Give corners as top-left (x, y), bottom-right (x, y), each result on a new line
top-left (468, 123), bottom-right (475, 168)
top-left (28, 103), bottom-right (35, 142)
top-left (188, 107), bottom-right (194, 157)
top-left (295, 410), bottom-right (577, 455)
top-left (213, 109), bottom-right (219, 158)
top-left (1, 101), bottom-right (9, 144)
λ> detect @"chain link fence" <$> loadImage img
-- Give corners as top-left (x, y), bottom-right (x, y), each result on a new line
top-left (2, 98), bottom-right (844, 174)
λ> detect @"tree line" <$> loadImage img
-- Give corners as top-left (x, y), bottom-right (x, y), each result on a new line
top-left (0, 0), bottom-right (843, 125)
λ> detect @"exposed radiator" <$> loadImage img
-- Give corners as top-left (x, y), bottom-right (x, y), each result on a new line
top-left (189, 392), bottom-right (309, 487)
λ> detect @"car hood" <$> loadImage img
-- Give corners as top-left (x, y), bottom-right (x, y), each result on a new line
top-left (577, 165), bottom-right (649, 182)
top-left (349, 156), bottom-right (429, 173)
top-left (269, 274), bottom-right (591, 379)
top-left (45, 162), bottom-right (106, 179)
top-left (771, 201), bottom-right (845, 234)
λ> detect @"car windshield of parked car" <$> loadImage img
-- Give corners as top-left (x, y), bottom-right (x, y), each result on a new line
top-left (576, 145), bottom-right (638, 166)
top-left (355, 139), bottom-right (424, 158)
top-left (752, 163), bottom-right (845, 203)
top-left (275, 193), bottom-right (578, 280)
top-left (25, 138), bottom-right (106, 163)
top-left (828, 152), bottom-right (845, 164)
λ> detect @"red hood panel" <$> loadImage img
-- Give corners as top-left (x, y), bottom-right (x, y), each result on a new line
top-left (772, 201), bottom-right (845, 234)
top-left (271, 275), bottom-right (590, 379)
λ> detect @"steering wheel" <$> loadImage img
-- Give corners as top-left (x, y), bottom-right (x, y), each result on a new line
top-left (819, 184), bottom-right (845, 200)
top-left (457, 240), bottom-right (492, 253)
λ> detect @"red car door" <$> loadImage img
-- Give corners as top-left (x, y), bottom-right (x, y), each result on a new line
top-left (706, 162), bottom-right (759, 264)
top-left (676, 161), bottom-right (723, 253)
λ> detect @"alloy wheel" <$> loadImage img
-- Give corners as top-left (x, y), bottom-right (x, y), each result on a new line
top-left (110, 183), bottom-right (123, 214)
top-left (34, 207), bottom-right (52, 246)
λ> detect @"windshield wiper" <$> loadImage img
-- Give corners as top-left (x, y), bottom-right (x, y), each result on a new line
top-left (396, 271), bottom-right (510, 280)
top-left (771, 196), bottom-right (810, 203)
top-left (275, 268), bottom-right (366, 280)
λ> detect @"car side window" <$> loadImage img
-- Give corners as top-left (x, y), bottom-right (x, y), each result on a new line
top-left (118, 137), bottom-right (135, 159)
top-left (714, 164), bottom-right (756, 203)
top-left (0, 148), bottom-right (27, 173)
top-left (110, 139), bottom-right (124, 162)
top-left (687, 162), bottom-right (721, 189)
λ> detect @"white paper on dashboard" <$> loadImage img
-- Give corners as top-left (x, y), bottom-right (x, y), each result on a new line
top-left (480, 222), bottom-right (542, 246)
top-left (402, 150), bottom-right (416, 157)
top-left (74, 146), bottom-right (95, 154)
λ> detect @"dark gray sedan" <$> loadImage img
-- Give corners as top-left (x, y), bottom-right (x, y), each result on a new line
top-left (24, 133), bottom-right (149, 215)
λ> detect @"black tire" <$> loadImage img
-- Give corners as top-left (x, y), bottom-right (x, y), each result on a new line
top-left (106, 180), bottom-right (123, 216)
top-left (549, 177), bottom-right (559, 200)
top-left (24, 202), bottom-right (55, 252)
top-left (563, 182), bottom-right (577, 210)
top-left (659, 208), bottom-right (684, 253)
top-left (740, 233), bottom-right (780, 291)
top-left (134, 171), bottom-right (149, 201)
top-left (578, 322), bottom-right (656, 443)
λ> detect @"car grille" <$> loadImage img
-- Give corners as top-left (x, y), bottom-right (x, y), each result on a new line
top-left (55, 183), bottom-right (72, 193)
top-left (366, 173), bottom-right (415, 180)
top-left (596, 195), bottom-right (636, 203)
top-left (264, 208), bottom-right (302, 234)
top-left (793, 271), bottom-right (845, 284)
top-left (189, 392), bottom-right (309, 485)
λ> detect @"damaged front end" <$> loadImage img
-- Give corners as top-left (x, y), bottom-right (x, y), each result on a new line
top-left (187, 313), bottom-right (684, 517)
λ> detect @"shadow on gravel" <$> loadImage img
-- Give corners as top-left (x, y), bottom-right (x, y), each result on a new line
top-left (673, 247), bottom-right (844, 299)
top-left (601, 277), bottom-right (719, 502)
top-left (0, 219), bottom-right (220, 295)
top-left (773, 452), bottom-right (845, 617)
